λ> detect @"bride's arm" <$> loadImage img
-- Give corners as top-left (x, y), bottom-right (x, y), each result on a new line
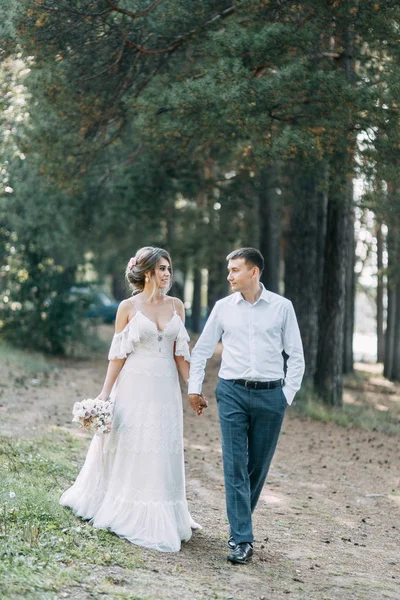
top-left (96, 359), bottom-right (126, 401)
top-left (173, 298), bottom-right (208, 413)
top-left (96, 300), bottom-right (131, 400)
top-left (173, 298), bottom-right (190, 383)
top-left (175, 355), bottom-right (190, 384)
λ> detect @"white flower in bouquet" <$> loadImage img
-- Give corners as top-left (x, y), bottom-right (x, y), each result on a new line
top-left (72, 398), bottom-right (113, 435)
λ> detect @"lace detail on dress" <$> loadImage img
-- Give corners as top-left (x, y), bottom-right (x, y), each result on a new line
top-left (123, 364), bottom-right (179, 378)
top-left (108, 307), bottom-right (190, 362)
top-left (106, 425), bottom-right (183, 455)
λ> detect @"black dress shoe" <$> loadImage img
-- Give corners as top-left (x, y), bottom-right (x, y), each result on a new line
top-left (227, 535), bottom-right (236, 550)
top-left (227, 542), bottom-right (254, 564)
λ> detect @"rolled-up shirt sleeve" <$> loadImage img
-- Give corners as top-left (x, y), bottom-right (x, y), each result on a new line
top-left (282, 301), bottom-right (305, 405)
top-left (188, 303), bottom-right (223, 395)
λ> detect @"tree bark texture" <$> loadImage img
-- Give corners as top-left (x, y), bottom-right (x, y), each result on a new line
top-left (314, 19), bottom-right (355, 405)
top-left (315, 172), bottom-right (352, 406)
top-left (284, 163), bottom-right (328, 382)
top-left (111, 273), bottom-right (127, 301)
top-left (376, 221), bottom-right (385, 363)
top-left (207, 193), bottom-right (234, 311)
top-left (343, 185), bottom-right (356, 374)
top-left (384, 225), bottom-right (400, 381)
top-left (258, 167), bottom-right (282, 294)
top-left (191, 267), bottom-right (202, 333)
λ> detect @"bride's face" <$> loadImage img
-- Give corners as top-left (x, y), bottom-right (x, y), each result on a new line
top-left (152, 258), bottom-right (172, 291)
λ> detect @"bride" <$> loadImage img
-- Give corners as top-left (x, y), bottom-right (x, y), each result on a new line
top-left (60, 246), bottom-right (203, 552)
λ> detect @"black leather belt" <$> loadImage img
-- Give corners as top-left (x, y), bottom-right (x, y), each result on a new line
top-left (234, 378), bottom-right (284, 390)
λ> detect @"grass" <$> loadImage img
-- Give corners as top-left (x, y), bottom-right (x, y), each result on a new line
top-left (0, 429), bottom-right (143, 600)
top-left (0, 342), bottom-right (54, 377)
top-left (0, 323), bottom-right (110, 370)
top-left (0, 342), bottom-right (56, 397)
top-left (64, 322), bottom-right (111, 360)
top-left (293, 384), bottom-right (400, 436)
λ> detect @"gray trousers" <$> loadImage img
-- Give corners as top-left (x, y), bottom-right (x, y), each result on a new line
top-left (216, 378), bottom-right (287, 544)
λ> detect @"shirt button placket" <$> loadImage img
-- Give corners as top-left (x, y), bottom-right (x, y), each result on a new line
top-left (249, 308), bottom-right (255, 376)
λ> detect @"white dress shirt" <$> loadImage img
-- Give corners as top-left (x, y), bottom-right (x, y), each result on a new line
top-left (188, 285), bottom-right (305, 405)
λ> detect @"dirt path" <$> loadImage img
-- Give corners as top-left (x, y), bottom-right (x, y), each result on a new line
top-left (1, 340), bottom-right (400, 600)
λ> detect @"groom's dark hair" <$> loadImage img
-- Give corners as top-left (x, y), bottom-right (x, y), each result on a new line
top-left (226, 248), bottom-right (264, 275)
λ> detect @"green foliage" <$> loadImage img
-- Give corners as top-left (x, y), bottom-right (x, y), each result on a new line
top-left (0, 165), bottom-right (88, 354)
top-left (0, 341), bottom-right (52, 378)
top-left (1, 0), bottom-right (400, 356)
top-left (0, 246), bottom-right (74, 355)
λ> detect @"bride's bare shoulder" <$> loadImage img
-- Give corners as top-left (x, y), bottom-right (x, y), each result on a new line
top-left (117, 297), bottom-right (138, 316)
top-left (170, 296), bottom-right (184, 316)
top-left (170, 296), bottom-right (183, 306)
top-left (118, 298), bottom-right (133, 311)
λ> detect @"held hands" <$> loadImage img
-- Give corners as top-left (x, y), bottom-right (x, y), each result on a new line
top-left (188, 393), bottom-right (208, 416)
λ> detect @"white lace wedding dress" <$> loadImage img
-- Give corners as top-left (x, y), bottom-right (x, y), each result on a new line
top-left (60, 307), bottom-right (201, 552)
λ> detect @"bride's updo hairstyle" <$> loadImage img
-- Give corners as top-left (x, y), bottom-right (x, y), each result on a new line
top-left (125, 246), bottom-right (173, 297)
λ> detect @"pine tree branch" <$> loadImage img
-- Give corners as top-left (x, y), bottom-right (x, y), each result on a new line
top-left (121, 5), bottom-right (236, 55)
top-left (99, 144), bottom-right (144, 183)
top-left (103, 0), bottom-right (163, 21)
top-left (132, 57), bottom-right (168, 98)
top-left (75, 41), bottom-right (127, 82)
top-left (43, 3), bottom-right (113, 19)
top-left (120, 33), bottom-right (183, 55)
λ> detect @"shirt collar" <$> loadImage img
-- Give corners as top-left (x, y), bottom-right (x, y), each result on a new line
top-left (234, 283), bottom-right (270, 305)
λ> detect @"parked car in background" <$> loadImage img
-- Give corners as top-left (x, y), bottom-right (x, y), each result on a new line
top-left (69, 287), bottom-right (120, 323)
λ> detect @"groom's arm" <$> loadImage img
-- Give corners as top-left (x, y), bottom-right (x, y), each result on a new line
top-left (282, 300), bottom-right (305, 405)
top-left (188, 303), bottom-right (223, 396)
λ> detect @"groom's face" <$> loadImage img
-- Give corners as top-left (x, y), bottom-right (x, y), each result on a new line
top-left (227, 258), bottom-right (256, 292)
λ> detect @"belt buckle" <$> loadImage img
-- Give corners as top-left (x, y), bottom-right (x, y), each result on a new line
top-left (244, 380), bottom-right (249, 388)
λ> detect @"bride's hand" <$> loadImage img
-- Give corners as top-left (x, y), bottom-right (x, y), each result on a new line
top-left (189, 393), bottom-right (208, 416)
top-left (199, 393), bottom-right (208, 407)
top-left (197, 394), bottom-right (208, 416)
top-left (94, 391), bottom-right (109, 402)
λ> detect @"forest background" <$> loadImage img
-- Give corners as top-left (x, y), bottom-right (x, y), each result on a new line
top-left (1, 0), bottom-right (400, 408)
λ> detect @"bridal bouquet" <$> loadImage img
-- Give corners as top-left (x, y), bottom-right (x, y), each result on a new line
top-left (72, 398), bottom-right (113, 435)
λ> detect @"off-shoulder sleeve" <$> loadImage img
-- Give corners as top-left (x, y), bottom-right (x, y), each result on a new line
top-left (108, 316), bottom-right (140, 360)
top-left (175, 319), bottom-right (190, 363)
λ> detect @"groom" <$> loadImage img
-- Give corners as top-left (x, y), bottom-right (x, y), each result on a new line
top-left (188, 248), bottom-right (305, 564)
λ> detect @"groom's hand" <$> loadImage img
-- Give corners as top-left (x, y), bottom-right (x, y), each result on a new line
top-left (189, 393), bottom-right (208, 416)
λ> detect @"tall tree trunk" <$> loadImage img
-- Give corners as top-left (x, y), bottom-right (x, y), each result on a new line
top-left (314, 18), bottom-right (355, 405)
top-left (207, 191), bottom-right (234, 310)
top-left (376, 221), bottom-right (385, 363)
top-left (259, 167), bottom-right (281, 293)
top-left (343, 186), bottom-right (356, 373)
top-left (207, 258), bottom-right (229, 311)
top-left (165, 195), bottom-right (182, 297)
top-left (241, 177), bottom-right (261, 250)
top-left (191, 267), bottom-right (202, 333)
top-left (393, 284), bottom-right (400, 380)
top-left (191, 166), bottom-right (211, 331)
top-left (384, 225), bottom-right (400, 380)
top-left (284, 163), bottom-right (328, 382)
top-left (165, 194), bottom-right (176, 254)
top-left (342, 15), bottom-right (356, 375)
top-left (111, 273), bottom-right (126, 301)
top-left (315, 169), bottom-right (352, 405)
top-left (384, 287), bottom-right (395, 379)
